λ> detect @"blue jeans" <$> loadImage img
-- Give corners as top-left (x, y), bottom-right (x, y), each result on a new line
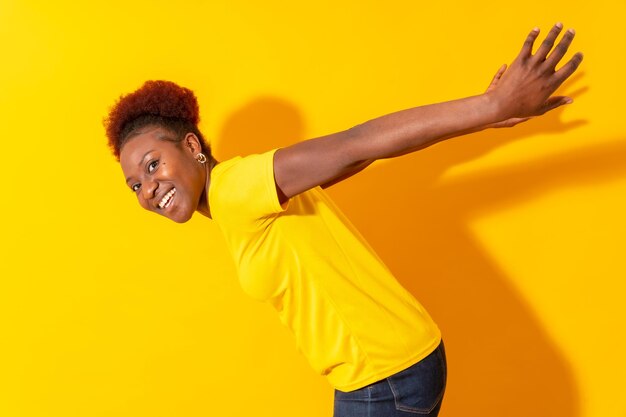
top-left (333, 340), bottom-right (447, 417)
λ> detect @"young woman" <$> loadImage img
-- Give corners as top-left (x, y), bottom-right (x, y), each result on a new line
top-left (104, 23), bottom-right (582, 417)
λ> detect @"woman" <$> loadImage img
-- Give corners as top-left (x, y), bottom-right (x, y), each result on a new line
top-left (104, 24), bottom-right (582, 417)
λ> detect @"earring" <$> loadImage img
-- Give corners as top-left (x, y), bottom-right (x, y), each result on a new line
top-left (195, 153), bottom-right (207, 164)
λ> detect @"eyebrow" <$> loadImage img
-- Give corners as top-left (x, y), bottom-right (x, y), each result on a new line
top-left (125, 149), bottom-right (155, 184)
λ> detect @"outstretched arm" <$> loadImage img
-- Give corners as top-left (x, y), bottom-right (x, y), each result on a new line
top-left (273, 23), bottom-right (583, 202)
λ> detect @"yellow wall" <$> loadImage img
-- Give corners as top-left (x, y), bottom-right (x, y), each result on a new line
top-left (1, 1), bottom-right (624, 416)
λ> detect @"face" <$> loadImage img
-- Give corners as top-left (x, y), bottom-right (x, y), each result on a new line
top-left (120, 126), bottom-right (206, 223)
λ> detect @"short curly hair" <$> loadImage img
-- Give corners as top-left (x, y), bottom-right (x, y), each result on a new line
top-left (103, 80), bottom-right (211, 160)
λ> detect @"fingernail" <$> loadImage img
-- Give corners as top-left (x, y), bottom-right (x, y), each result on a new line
top-left (556, 22), bottom-right (563, 29)
top-left (565, 98), bottom-right (574, 104)
top-left (568, 28), bottom-right (576, 35)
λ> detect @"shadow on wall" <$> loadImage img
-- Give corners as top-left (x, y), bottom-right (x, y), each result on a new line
top-left (211, 88), bottom-right (625, 417)
top-left (213, 96), bottom-right (305, 160)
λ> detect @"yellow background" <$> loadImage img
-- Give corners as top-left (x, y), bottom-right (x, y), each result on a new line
top-left (1, 1), bottom-right (624, 416)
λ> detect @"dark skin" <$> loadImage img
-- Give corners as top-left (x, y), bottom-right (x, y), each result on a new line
top-left (120, 23), bottom-right (582, 221)
top-left (120, 127), bottom-right (218, 223)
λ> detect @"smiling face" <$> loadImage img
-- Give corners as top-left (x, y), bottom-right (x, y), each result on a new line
top-left (120, 125), bottom-right (207, 223)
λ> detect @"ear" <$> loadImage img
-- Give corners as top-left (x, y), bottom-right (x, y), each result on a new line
top-left (182, 132), bottom-right (203, 156)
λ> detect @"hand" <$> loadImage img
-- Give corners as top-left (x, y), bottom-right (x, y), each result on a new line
top-left (484, 64), bottom-right (532, 128)
top-left (487, 23), bottom-right (584, 121)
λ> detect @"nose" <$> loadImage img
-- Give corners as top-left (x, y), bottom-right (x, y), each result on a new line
top-left (141, 178), bottom-right (158, 200)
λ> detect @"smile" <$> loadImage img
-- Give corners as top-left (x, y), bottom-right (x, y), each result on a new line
top-left (158, 188), bottom-right (176, 209)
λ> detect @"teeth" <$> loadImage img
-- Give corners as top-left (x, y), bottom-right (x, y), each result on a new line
top-left (158, 188), bottom-right (176, 209)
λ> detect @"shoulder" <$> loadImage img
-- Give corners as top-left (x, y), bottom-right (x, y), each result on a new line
top-left (209, 149), bottom-right (285, 225)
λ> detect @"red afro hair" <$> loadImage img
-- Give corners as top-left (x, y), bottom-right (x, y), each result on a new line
top-left (103, 80), bottom-right (210, 160)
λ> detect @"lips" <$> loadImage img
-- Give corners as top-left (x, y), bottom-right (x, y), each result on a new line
top-left (158, 188), bottom-right (176, 209)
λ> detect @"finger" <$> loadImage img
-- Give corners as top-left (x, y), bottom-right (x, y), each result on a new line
top-left (520, 27), bottom-right (541, 59)
top-left (490, 116), bottom-right (532, 128)
top-left (493, 64), bottom-right (507, 81)
top-left (544, 28), bottom-right (576, 70)
top-left (539, 96), bottom-right (573, 115)
top-left (515, 117), bottom-right (533, 125)
top-left (533, 22), bottom-right (564, 62)
top-left (486, 64), bottom-right (507, 91)
top-left (553, 52), bottom-right (584, 85)
top-left (507, 117), bottom-right (533, 127)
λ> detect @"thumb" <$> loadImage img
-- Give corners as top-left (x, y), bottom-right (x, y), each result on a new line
top-left (539, 96), bottom-right (573, 115)
top-left (486, 64), bottom-right (507, 92)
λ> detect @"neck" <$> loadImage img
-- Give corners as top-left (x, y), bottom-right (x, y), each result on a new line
top-left (196, 156), bottom-right (219, 219)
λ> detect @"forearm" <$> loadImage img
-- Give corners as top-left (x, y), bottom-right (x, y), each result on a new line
top-left (348, 92), bottom-right (503, 160)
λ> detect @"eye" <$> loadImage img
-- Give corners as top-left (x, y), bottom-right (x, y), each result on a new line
top-left (131, 183), bottom-right (141, 192)
top-left (147, 159), bottom-right (159, 173)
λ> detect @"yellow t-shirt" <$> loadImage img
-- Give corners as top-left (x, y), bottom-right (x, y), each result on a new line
top-left (208, 148), bottom-right (442, 392)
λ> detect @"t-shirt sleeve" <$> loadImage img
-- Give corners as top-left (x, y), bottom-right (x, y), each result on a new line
top-left (210, 148), bottom-right (289, 229)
